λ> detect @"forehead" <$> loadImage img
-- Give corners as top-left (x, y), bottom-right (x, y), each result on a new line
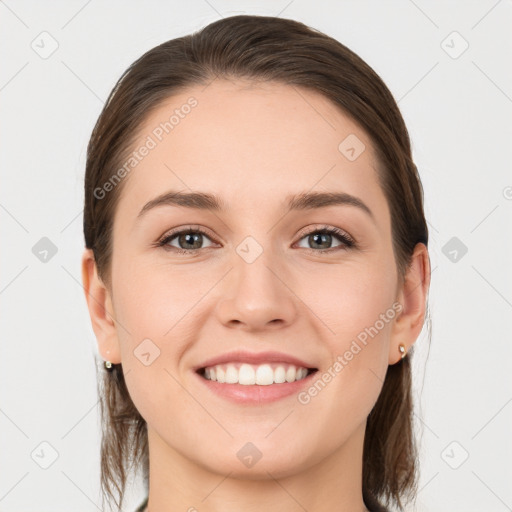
top-left (114, 78), bottom-right (385, 220)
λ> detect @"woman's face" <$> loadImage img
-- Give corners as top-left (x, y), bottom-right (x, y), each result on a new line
top-left (102, 79), bottom-right (404, 477)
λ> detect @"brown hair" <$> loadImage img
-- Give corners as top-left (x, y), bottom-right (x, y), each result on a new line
top-left (84, 14), bottom-right (429, 512)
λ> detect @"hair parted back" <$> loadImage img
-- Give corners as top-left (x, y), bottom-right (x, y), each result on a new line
top-left (84, 14), bottom-right (429, 512)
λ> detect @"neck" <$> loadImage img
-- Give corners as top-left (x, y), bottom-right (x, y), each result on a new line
top-left (143, 421), bottom-right (369, 512)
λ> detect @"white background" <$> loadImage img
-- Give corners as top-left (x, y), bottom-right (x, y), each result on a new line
top-left (1, 1), bottom-right (511, 511)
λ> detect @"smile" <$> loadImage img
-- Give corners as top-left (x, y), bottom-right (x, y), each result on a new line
top-left (195, 363), bottom-right (319, 404)
top-left (199, 362), bottom-right (316, 385)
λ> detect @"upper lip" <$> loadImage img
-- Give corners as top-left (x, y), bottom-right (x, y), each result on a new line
top-left (194, 350), bottom-right (318, 372)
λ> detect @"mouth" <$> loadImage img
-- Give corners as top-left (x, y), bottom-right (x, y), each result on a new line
top-left (196, 363), bottom-right (318, 385)
top-left (194, 363), bottom-right (319, 404)
top-left (192, 350), bottom-right (320, 404)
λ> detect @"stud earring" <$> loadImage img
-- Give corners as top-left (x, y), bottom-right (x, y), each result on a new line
top-left (104, 360), bottom-right (114, 371)
top-left (398, 343), bottom-right (407, 359)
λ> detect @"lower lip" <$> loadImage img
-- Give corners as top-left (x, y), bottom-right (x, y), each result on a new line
top-left (194, 370), bottom-right (318, 404)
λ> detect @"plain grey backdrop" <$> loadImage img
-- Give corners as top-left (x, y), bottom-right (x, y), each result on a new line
top-left (1, 1), bottom-right (511, 511)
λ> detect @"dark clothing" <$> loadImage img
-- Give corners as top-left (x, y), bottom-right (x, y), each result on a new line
top-left (135, 497), bottom-right (148, 512)
top-left (134, 495), bottom-right (389, 512)
top-left (364, 493), bottom-right (391, 512)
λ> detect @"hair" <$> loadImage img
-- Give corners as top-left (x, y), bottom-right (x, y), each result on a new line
top-left (84, 14), bottom-right (429, 512)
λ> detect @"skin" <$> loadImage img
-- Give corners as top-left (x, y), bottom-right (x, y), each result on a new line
top-left (82, 78), bottom-right (430, 512)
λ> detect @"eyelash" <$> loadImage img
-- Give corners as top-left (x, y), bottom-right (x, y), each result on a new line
top-left (155, 224), bottom-right (356, 256)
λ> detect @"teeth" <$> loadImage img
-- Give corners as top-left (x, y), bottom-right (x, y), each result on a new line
top-left (203, 363), bottom-right (310, 385)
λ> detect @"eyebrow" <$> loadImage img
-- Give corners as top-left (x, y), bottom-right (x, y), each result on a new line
top-left (136, 190), bottom-right (374, 220)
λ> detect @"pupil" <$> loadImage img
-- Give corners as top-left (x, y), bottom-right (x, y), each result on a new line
top-left (311, 233), bottom-right (331, 249)
top-left (180, 233), bottom-right (202, 249)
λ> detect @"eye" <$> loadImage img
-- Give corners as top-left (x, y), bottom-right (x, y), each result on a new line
top-left (295, 225), bottom-right (355, 253)
top-left (155, 224), bottom-right (356, 255)
top-left (157, 226), bottom-right (216, 254)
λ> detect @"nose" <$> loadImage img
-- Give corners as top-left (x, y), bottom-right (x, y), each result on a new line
top-left (214, 247), bottom-right (298, 332)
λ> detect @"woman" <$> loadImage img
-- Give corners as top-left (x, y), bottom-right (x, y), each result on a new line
top-left (81, 14), bottom-right (430, 512)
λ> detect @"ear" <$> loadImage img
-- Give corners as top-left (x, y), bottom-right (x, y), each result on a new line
top-left (81, 248), bottom-right (121, 364)
top-left (389, 243), bottom-right (431, 365)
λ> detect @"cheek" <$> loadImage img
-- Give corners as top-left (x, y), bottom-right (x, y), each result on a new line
top-left (113, 254), bottom-right (206, 340)
top-left (111, 258), bottom-right (195, 422)
top-left (302, 259), bottom-right (397, 345)
top-left (113, 246), bottom-right (397, 360)
top-left (295, 263), bottom-right (397, 434)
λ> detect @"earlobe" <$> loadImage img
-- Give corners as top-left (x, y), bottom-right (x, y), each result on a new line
top-left (81, 249), bottom-right (122, 364)
top-left (389, 243), bottom-right (431, 365)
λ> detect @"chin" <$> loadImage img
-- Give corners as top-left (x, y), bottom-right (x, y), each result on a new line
top-left (199, 448), bottom-right (310, 480)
